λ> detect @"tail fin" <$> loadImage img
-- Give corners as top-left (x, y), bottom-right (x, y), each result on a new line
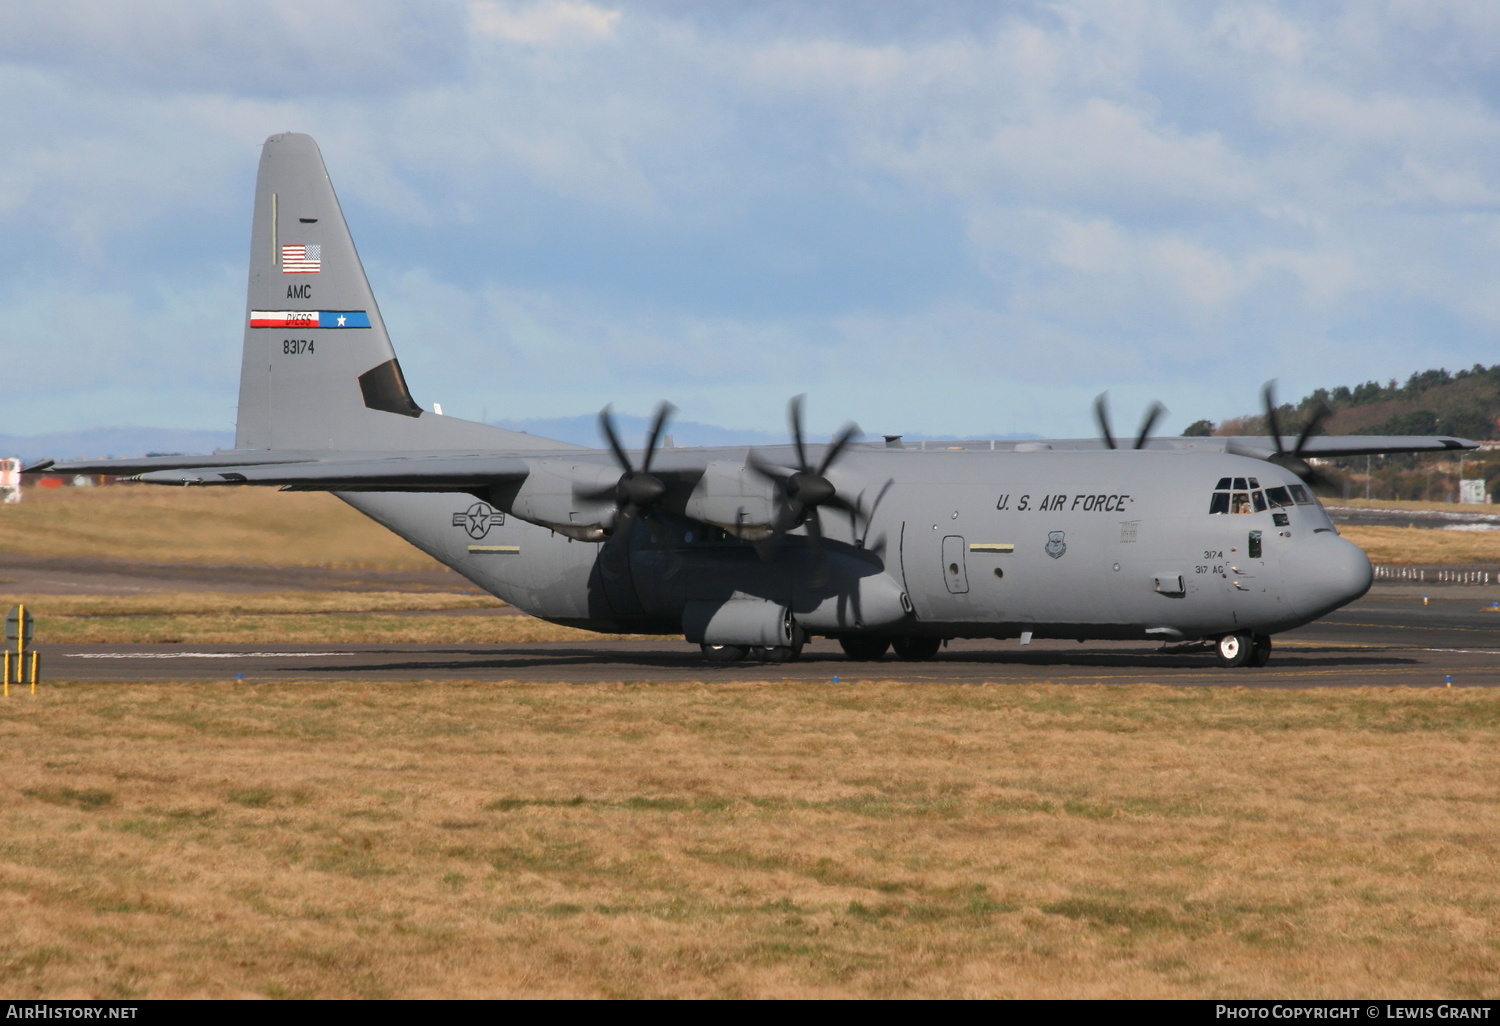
top-left (235, 133), bottom-right (560, 452)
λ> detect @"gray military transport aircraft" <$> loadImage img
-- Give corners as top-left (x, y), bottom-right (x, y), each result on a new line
top-left (30, 134), bottom-right (1480, 668)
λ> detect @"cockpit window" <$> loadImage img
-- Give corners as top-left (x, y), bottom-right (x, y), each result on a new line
top-left (1212, 478), bottom-right (1313, 514)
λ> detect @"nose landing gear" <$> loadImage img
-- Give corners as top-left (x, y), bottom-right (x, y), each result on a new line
top-left (1215, 632), bottom-right (1272, 668)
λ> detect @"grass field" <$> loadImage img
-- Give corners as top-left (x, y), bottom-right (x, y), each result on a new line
top-left (0, 680), bottom-right (1496, 999)
top-left (0, 486), bottom-right (431, 568)
top-left (0, 592), bottom-right (643, 645)
top-left (4, 485), bottom-right (1499, 999)
top-left (1337, 525), bottom-right (1500, 566)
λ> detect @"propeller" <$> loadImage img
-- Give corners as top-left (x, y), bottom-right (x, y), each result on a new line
top-left (747, 395), bottom-right (868, 578)
top-left (1094, 393), bottom-right (1167, 450)
top-left (577, 401), bottom-right (677, 538)
top-left (1261, 382), bottom-right (1333, 487)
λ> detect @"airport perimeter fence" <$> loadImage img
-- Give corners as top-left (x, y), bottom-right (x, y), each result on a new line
top-left (1374, 566), bottom-right (1494, 584)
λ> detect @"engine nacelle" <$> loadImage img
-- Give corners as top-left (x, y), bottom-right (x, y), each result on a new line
top-left (682, 460), bottom-right (777, 539)
top-left (487, 462), bottom-right (619, 541)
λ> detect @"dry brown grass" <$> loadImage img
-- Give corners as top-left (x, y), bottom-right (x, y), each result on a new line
top-left (1337, 525), bottom-right (1500, 566)
top-left (0, 592), bottom-right (644, 645)
top-left (0, 486), bottom-right (432, 568)
top-left (0, 680), bottom-right (1496, 998)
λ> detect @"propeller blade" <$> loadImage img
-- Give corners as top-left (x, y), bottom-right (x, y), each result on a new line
top-left (788, 394), bottom-right (809, 473)
top-left (1293, 400), bottom-right (1331, 457)
top-left (1259, 382), bottom-right (1332, 486)
top-left (1261, 382), bottom-right (1285, 454)
top-left (1094, 393), bottom-right (1118, 450)
top-left (597, 405), bottom-right (633, 473)
top-left (594, 400), bottom-right (676, 527)
top-left (815, 422), bottom-right (861, 477)
top-left (640, 401), bottom-right (676, 474)
top-left (746, 450), bottom-right (792, 483)
top-left (1132, 401), bottom-right (1166, 450)
top-left (573, 483), bottom-right (618, 504)
top-left (824, 492), bottom-right (868, 525)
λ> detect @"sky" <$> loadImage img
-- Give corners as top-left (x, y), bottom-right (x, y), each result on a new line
top-left (3, 0), bottom-right (1500, 443)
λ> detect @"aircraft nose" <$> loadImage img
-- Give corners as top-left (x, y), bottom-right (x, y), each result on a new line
top-left (1282, 531), bottom-right (1373, 621)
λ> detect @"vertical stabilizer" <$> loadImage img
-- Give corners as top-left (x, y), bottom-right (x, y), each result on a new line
top-left (235, 133), bottom-right (565, 452)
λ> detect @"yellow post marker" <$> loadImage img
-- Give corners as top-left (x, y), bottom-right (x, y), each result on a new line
top-left (4, 604), bottom-right (36, 697)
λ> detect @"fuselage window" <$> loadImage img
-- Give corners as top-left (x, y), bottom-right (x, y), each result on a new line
top-left (1215, 478), bottom-right (1232, 490)
top-left (1209, 492), bottom-right (1230, 515)
top-left (1265, 486), bottom-right (1293, 508)
top-left (1288, 484), bottom-right (1313, 505)
top-left (1232, 477), bottom-right (1248, 491)
top-left (1252, 490), bottom-right (1268, 512)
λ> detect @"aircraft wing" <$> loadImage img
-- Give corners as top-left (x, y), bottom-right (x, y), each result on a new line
top-left (24, 451), bottom-right (324, 475)
top-left (1213, 435), bottom-right (1477, 460)
top-left (132, 454), bottom-right (535, 490)
top-left (959, 435), bottom-right (1479, 456)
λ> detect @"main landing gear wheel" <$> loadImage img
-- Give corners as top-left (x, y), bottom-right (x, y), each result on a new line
top-left (1249, 634), bottom-right (1272, 668)
top-left (839, 635), bottom-right (891, 661)
top-left (1214, 632), bottom-right (1254, 668)
top-left (759, 643), bottom-right (803, 664)
top-left (892, 636), bottom-right (943, 661)
top-left (700, 643), bottom-right (748, 663)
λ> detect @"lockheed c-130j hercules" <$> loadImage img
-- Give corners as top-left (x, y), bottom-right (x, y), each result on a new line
top-left (32, 134), bottom-right (1479, 668)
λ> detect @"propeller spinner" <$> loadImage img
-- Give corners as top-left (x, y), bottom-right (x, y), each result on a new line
top-left (747, 395), bottom-right (868, 570)
top-left (578, 401), bottom-right (677, 535)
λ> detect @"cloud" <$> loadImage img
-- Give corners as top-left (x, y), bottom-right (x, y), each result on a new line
top-left (5, 1), bottom-right (1500, 441)
top-left (469, 1), bottom-right (622, 46)
top-left (0, 0), bottom-right (468, 96)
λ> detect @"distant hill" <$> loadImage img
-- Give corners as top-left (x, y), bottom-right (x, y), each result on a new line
top-left (1188, 366), bottom-right (1500, 442)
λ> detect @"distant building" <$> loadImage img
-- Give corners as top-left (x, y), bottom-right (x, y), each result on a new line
top-left (0, 457), bottom-right (20, 504)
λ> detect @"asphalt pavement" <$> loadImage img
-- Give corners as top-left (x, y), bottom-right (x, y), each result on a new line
top-left (35, 585), bottom-right (1500, 688)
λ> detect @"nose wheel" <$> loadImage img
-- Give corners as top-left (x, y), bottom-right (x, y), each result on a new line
top-left (1214, 632), bottom-right (1272, 668)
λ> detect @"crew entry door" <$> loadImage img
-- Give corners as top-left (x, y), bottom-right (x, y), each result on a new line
top-left (942, 535), bottom-right (969, 594)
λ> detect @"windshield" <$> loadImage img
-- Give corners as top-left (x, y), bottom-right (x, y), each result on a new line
top-left (1209, 476), bottom-right (1314, 514)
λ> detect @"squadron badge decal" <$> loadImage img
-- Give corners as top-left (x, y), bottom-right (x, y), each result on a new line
top-left (1045, 530), bottom-right (1067, 559)
top-left (453, 502), bottom-right (504, 539)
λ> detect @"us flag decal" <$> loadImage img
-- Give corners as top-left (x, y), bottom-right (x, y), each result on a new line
top-left (281, 244), bottom-right (322, 273)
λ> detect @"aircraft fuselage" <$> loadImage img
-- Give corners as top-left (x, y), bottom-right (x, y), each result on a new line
top-left (342, 447), bottom-right (1372, 645)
